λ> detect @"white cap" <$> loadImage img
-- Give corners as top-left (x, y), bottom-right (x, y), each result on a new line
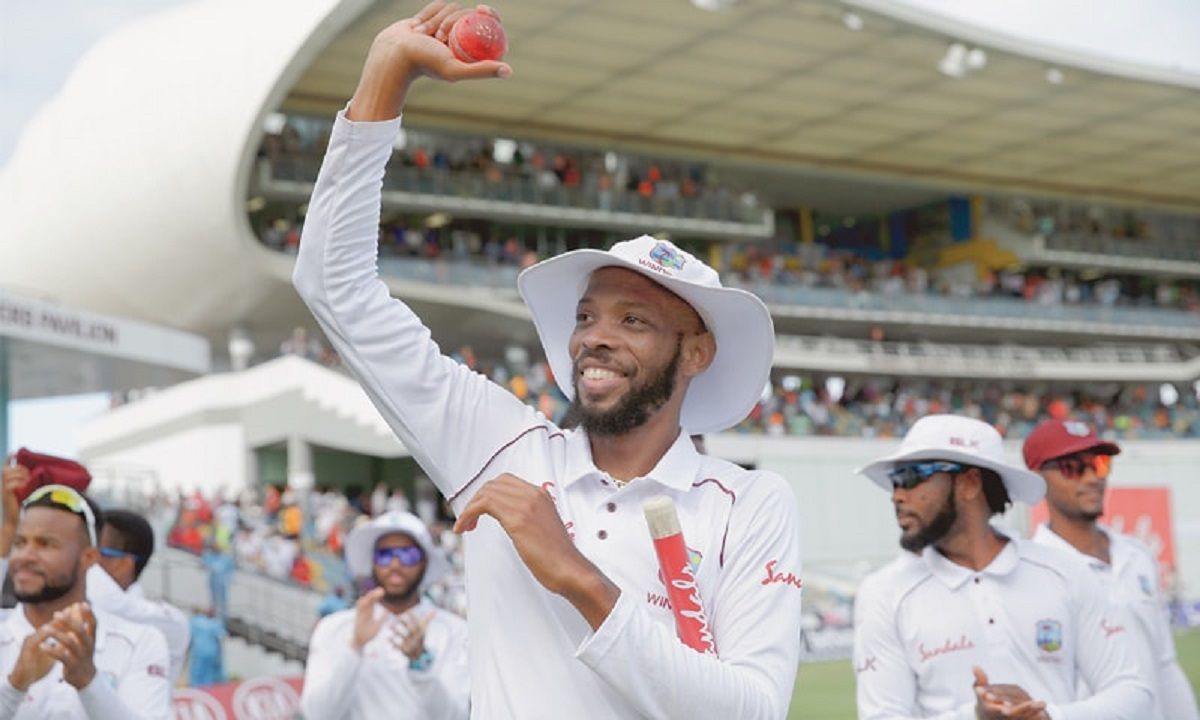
top-left (857, 414), bottom-right (1045, 504)
top-left (517, 235), bottom-right (774, 434)
top-left (343, 511), bottom-right (448, 591)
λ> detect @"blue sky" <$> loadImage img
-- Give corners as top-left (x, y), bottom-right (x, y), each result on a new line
top-left (2, 0), bottom-right (1198, 457)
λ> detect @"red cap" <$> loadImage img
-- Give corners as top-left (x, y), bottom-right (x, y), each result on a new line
top-left (1022, 420), bottom-right (1121, 471)
top-left (13, 448), bottom-right (91, 503)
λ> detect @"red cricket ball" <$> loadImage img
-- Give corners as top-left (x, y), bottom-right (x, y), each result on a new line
top-left (448, 10), bottom-right (508, 63)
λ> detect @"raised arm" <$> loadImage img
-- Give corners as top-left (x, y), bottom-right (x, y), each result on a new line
top-left (292, 3), bottom-right (530, 501)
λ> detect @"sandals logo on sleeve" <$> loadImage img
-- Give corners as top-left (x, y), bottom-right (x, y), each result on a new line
top-left (1036, 619), bottom-right (1063, 652)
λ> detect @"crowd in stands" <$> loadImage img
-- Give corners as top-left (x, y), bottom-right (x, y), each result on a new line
top-left (719, 242), bottom-right (1200, 314)
top-left (257, 210), bottom-right (1200, 315)
top-left (261, 113), bottom-right (758, 215)
top-left (737, 377), bottom-right (1200, 440)
top-left (163, 481), bottom-right (468, 618)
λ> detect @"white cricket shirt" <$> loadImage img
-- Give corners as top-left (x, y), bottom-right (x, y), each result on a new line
top-left (86, 566), bottom-right (191, 683)
top-left (0, 605), bottom-right (171, 720)
top-left (1033, 524), bottom-right (1199, 720)
top-left (294, 110), bottom-right (804, 719)
top-left (301, 600), bottom-right (469, 720)
top-left (852, 535), bottom-right (1151, 720)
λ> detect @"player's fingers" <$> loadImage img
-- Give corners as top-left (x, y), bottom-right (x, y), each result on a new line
top-left (357, 587), bottom-right (385, 614)
top-left (441, 58), bottom-right (512, 81)
top-left (453, 486), bottom-right (495, 533)
top-left (425, 1), bottom-right (463, 38)
top-left (419, 611), bottom-right (436, 630)
top-left (413, 0), bottom-right (448, 24)
top-left (1003, 701), bottom-right (1046, 719)
top-left (435, 7), bottom-right (474, 41)
top-left (476, 4), bottom-right (500, 21)
top-left (41, 636), bottom-right (77, 665)
top-left (972, 665), bottom-right (988, 687)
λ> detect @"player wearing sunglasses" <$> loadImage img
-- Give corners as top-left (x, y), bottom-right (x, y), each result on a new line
top-left (0, 485), bottom-right (170, 719)
top-left (1025, 420), bottom-right (1199, 719)
top-left (89, 510), bottom-right (191, 685)
top-left (852, 415), bottom-right (1150, 720)
top-left (301, 511), bottom-right (469, 720)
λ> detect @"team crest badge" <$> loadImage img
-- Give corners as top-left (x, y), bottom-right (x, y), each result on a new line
top-left (1036, 619), bottom-right (1062, 653)
top-left (1063, 421), bottom-right (1090, 437)
top-left (1138, 574), bottom-right (1153, 596)
top-left (649, 242), bottom-right (686, 271)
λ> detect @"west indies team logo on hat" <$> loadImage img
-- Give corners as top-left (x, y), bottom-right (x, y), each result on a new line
top-left (1036, 619), bottom-right (1063, 653)
top-left (649, 242), bottom-right (686, 272)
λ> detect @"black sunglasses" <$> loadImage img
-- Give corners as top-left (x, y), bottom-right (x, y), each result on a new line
top-left (886, 461), bottom-right (965, 490)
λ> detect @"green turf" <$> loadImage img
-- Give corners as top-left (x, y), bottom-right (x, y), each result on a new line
top-left (787, 629), bottom-right (1200, 719)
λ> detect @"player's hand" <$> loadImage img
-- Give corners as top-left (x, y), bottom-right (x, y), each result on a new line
top-left (389, 609), bottom-right (435, 661)
top-left (2, 459), bottom-right (29, 529)
top-left (453, 474), bottom-right (620, 628)
top-left (351, 588), bottom-right (387, 652)
top-left (348, 1), bottom-right (511, 121)
top-left (41, 602), bottom-right (98, 689)
top-left (973, 667), bottom-right (1048, 719)
top-left (8, 627), bottom-right (56, 691)
top-left (374, 2), bottom-right (510, 82)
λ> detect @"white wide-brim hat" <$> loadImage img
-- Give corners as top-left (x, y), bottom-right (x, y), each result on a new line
top-left (857, 414), bottom-right (1045, 504)
top-left (344, 511), bottom-right (448, 591)
top-left (517, 235), bottom-right (774, 435)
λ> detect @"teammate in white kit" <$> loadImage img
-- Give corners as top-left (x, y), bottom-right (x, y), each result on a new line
top-left (852, 415), bottom-right (1151, 720)
top-left (292, 3), bottom-right (803, 717)
top-left (0, 486), bottom-right (170, 720)
top-left (89, 509), bottom-right (191, 684)
top-left (1024, 420), bottom-right (1199, 720)
top-left (302, 512), bottom-right (469, 720)
top-left (0, 465), bottom-right (189, 685)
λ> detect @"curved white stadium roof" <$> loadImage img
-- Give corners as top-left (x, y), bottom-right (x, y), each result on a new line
top-left (1, 0), bottom-right (1198, 352)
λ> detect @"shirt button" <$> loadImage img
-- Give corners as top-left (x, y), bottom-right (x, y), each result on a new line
top-left (974, 577), bottom-right (980, 584)
top-left (606, 502), bottom-right (617, 513)
top-left (598, 530), bottom-right (608, 540)
top-left (988, 618), bottom-right (995, 625)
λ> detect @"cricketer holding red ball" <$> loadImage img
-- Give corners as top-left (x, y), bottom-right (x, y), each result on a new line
top-left (292, 1), bottom-right (804, 717)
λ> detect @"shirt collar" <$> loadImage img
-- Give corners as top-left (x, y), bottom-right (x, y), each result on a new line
top-left (1033, 523), bottom-right (1111, 572)
top-left (922, 531), bottom-right (1021, 590)
top-left (562, 429), bottom-right (701, 492)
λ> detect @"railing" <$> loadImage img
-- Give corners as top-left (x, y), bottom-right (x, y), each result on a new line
top-left (259, 157), bottom-right (773, 238)
top-left (141, 548), bottom-right (320, 660)
top-left (729, 279), bottom-right (1200, 332)
top-left (1042, 231), bottom-right (1200, 262)
top-left (776, 335), bottom-right (1188, 365)
top-left (985, 196), bottom-right (1200, 263)
top-left (316, 254), bottom-right (1200, 335)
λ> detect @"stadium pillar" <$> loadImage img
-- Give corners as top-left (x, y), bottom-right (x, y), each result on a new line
top-left (799, 207), bottom-right (814, 244)
top-left (0, 337), bottom-right (7, 461)
top-left (949, 196), bottom-right (973, 241)
top-left (287, 434), bottom-right (314, 541)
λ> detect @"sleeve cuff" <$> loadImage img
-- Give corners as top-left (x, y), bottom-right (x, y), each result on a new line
top-left (77, 674), bottom-right (118, 711)
top-left (1044, 703), bottom-right (1064, 720)
top-left (334, 106), bottom-right (404, 141)
top-left (574, 589), bottom-right (635, 666)
top-left (0, 676), bottom-right (25, 707)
